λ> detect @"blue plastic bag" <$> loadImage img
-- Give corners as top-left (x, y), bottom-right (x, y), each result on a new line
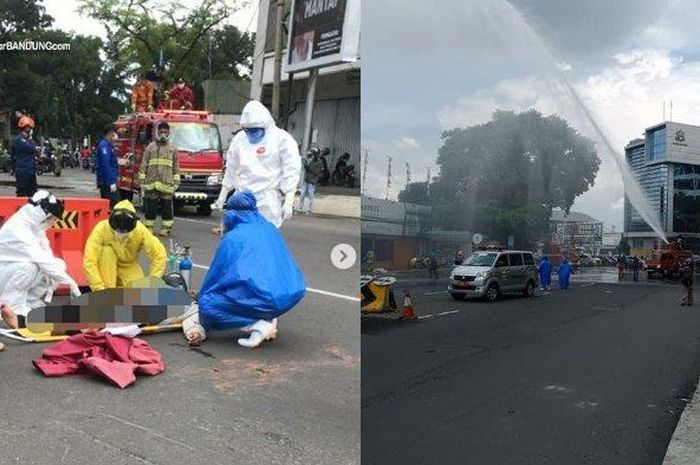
top-left (198, 191), bottom-right (306, 331)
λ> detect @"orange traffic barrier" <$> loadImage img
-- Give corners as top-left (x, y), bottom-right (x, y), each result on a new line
top-left (0, 197), bottom-right (110, 290)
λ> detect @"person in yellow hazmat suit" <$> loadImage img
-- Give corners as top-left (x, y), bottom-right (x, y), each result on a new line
top-left (83, 200), bottom-right (167, 291)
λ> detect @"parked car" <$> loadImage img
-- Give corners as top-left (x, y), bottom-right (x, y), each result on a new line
top-left (448, 249), bottom-right (539, 302)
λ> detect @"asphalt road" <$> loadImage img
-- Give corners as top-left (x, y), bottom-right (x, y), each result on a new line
top-left (0, 168), bottom-right (360, 465)
top-left (362, 270), bottom-right (700, 465)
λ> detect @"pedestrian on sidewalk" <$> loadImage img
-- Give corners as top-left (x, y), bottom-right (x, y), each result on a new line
top-left (557, 258), bottom-right (574, 290)
top-left (538, 255), bottom-right (552, 291)
top-left (616, 255), bottom-right (626, 281)
top-left (680, 258), bottom-right (694, 306)
top-left (298, 147), bottom-right (323, 214)
top-left (632, 255), bottom-right (640, 282)
top-left (139, 122), bottom-right (180, 237)
top-left (428, 250), bottom-right (439, 279)
top-left (95, 124), bottom-right (120, 210)
top-left (12, 115), bottom-right (38, 198)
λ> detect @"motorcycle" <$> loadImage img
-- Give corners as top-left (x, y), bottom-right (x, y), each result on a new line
top-left (61, 150), bottom-right (75, 169)
top-left (36, 151), bottom-right (62, 176)
top-left (331, 154), bottom-right (356, 188)
top-left (332, 164), bottom-right (357, 188)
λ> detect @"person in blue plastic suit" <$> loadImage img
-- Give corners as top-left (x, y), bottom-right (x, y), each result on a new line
top-left (557, 258), bottom-right (574, 290)
top-left (538, 256), bottom-right (552, 291)
top-left (95, 123), bottom-right (120, 209)
top-left (184, 191), bottom-right (306, 348)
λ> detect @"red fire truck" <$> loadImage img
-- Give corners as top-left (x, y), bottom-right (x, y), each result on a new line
top-left (644, 239), bottom-right (692, 279)
top-left (113, 110), bottom-right (225, 215)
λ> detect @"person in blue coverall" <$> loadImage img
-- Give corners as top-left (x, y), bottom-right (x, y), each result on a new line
top-left (95, 123), bottom-right (120, 209)
top-left (12, 116), bottom-right (38, 198)
top-left (183, 191), bottom-right (306, 348)
top-left (538, 256), bottom-right (552, 291)
top-left (557, 258), bottom-right (574, 290)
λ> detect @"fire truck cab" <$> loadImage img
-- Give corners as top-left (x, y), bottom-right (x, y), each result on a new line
top-left (644, 238), bottom-right (692, 279)
top-left (113, 110), bottom-right (224, 216)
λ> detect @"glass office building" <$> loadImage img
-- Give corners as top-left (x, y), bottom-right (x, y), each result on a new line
top-left (624, 122), bottom-right (700, 252)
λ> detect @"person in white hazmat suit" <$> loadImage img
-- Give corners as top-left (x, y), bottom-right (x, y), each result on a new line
top-left (211, 100), bottom-right (302, 228)
top-left (0, 190), bottom-right (81, 331)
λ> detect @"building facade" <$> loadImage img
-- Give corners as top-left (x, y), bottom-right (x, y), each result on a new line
top-left (250, 0), bottom-right (360, 171)
top-left (549, 210), bottom-right (603, 252)
top-left (624, 121), bottom-right (700, 251)
top-left (360, 197), bottom-right (430, 271)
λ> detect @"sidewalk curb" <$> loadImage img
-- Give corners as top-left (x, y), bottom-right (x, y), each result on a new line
top-left (663, 385), bottom-right (700, 465)
top-left (294, 193), bottom-right (359, 219)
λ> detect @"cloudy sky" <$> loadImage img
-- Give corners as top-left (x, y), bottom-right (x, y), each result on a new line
top-left (362, 0), bottom-right (700, 231)
top-left (44, 0), bottom-right (257, 40)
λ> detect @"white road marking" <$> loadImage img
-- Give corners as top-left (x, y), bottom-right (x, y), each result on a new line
top-left (436, 310), bottom-right (460, 316)
top-left (423, 290), bottom-right (447, 296)
top-left (580, 283), bottom-right (595, 288)
top-left (191, 263), bottom-right (359, 302)
top-left (418, 309), bottom-right (461, 320)
top-left (175, 216), bottom-right (220, 227)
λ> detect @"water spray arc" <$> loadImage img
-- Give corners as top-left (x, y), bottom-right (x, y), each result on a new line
top-left (501, 0), bottom-right (668, 243)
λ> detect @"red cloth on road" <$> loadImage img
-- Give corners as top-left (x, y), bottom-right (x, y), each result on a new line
top-left (33, 332), bottom-right (164, 388)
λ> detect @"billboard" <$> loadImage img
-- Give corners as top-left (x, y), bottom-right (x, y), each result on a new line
top-left (284, 0), bottom-right (361, 73)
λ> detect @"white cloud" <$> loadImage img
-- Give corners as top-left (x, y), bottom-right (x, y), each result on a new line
top-left (434, 48), bottom-right (700, 229)
top-left (395, 137), bottom-right (420, 149)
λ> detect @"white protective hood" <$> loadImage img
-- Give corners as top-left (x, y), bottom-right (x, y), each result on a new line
top-left (239, 100), bottom-right (275, 129)
top-left (0, 202), bottom-right (73, 286)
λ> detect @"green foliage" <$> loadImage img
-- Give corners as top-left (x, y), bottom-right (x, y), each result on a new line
top-left (77, 0), bottom-right (254, 83)
top-left (0, 0), bottom-right (253, 144)
top-left (397, 181), bottom-right (428, 204)
top-left (616, 236), bottom-right (631, 254)
top-left (399, 110), bottom-right (601, 249)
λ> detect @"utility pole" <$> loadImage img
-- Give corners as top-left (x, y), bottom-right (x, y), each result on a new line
top-left (406, 162), bottom-right (411, 184)
top-left (272, 0), bottom-right (285, 122)
top-left (385, 155), bottom-right (393, 200)
top-left (362, 149), bottom-right (369, 195)
top-left (426, 166), bottom-right (431, 195)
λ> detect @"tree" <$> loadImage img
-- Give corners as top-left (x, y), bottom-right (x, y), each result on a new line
top-left (0, 0), bottom-right (53, 41)
top-left (78, 0), bottom-right (253, 82)
top-left (616, 236), bottom-right (630, 255)
top-left (397, 181), bottom-right (429, 204)
top-left (399, 110), bottom-right (601, 249)
top-left (0, 2), bottom-right (127, 143)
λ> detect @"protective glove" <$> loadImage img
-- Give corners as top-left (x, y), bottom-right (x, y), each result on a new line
top-left (109, 183), bottom-right (117, 193)
top-left (282, 191), bottom-right (295, 222)
top-left (68, 280), bottom-right (82, 297)
top-left (211, 186), bottom-right (231, 210)
top-left (130, 104), bottom-right (136, 112)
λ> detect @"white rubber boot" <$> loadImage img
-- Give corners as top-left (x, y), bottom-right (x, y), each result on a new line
top-left (237, 319), bottom-right (277, 348)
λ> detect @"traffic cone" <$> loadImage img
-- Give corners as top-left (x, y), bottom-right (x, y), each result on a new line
top-left (400, 289), bottom-right (417, 321)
